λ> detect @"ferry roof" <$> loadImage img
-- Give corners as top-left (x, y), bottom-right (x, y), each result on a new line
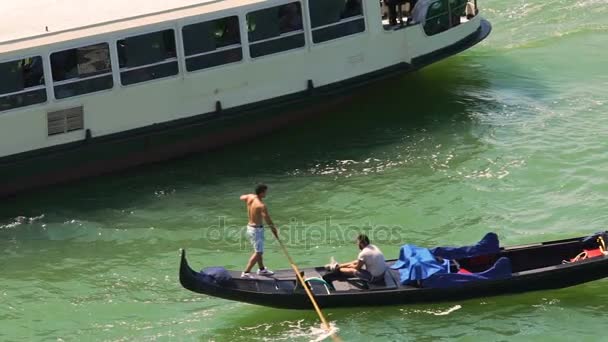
top-left (0, 0), bottom-right (267, 55)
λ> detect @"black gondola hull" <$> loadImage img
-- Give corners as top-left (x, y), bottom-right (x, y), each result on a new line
top-left (179, 233), bottom-right (608, 309)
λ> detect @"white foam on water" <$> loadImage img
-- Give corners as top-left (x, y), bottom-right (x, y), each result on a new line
top-left (532, 298), bottom-right (562, 311)
top-left (430, 305), bottom-right (463, 316)
top-left (0, 214), bottom-right (45, 229)
top-left (401, 304), bottom-right (463, 316)
top-left (308, 323), bottom-right (340, 342)
top-left (253, 320), bottom-right (340, 342)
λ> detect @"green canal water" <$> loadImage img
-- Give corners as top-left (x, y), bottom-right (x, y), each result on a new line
top-left (2, 1), bottom-right (608, 340)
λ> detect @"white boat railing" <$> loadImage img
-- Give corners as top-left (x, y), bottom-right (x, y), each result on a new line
top-left (249, 29), bottom-right (305, 46)
top-left (185, 43), bottom-right (242, 60)
top-left (0, 85), bottom-right (46, 98)
top-left (119, 58), bottom-right (179, 73)
top-left (311, 14), bottom-right (364, 32)
top-left (52, 72), bottom-right (113, 87)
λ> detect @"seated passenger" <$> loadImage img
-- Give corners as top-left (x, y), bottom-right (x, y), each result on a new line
top-left (334, 234), bottom-right (388, 282)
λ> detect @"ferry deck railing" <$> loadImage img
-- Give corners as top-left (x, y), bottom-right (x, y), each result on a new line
top-left (423, 0), bottom-right (474, 36)
top-left (383, 0), bottom-right (479, 33)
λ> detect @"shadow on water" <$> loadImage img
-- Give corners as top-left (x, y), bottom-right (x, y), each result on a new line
top-left (0, 51), bottom-right (558, 257)
top-left (1, 58), bottom-right (499, 220)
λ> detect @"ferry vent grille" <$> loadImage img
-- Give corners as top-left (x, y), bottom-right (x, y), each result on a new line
top-left (47, 106), bottom-right (84, 136)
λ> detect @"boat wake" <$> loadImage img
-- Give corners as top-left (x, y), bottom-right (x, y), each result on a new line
top-left (401, 304), bottom-right (463, 316)
top-left (0, 214), bottom-right (45, 230)
top-left (308, 323), bottom-right (340, 342)
top-left (242, 319), bottom-right (339, 342)
top-left (429, 304), bottom-right (463, 316)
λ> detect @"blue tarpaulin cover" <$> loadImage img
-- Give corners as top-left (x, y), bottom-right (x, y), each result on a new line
top-left (391, 232), bottom-right (511, 287)
top-left (390, 245), bottom-right (450, 283)
top-left (197, 267), bottom-right (232, 285)
top-left (430, 232), bottom-right (500, 260)
top-left (423, 257), bottom-right (512, 288)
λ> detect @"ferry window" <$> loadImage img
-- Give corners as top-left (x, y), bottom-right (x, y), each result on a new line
top-left (247, 2), bottom-right (305, 58)
top-left (309, 0), bottom-right (365, 43)
top-left (182, 16), bottom-right (243, 72)
top-left (117, 29), bottom-right (178, 86)
top-left (0, 56), bottom-right (46, 112)
top-left (50, 43), bottom-right (113, 99)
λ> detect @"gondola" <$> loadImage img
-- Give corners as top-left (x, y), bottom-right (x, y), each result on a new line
top-left (179, 232), bottom-right (608, 309)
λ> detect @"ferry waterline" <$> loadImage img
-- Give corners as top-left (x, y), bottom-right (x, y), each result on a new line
top-left (0, 0), bottom-right (491, 197)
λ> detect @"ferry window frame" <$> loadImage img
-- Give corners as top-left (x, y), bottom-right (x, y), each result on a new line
top-left (246, 1), bottom-right (306, 59)
top-left (181, 15), bottom-right (244, 73)
top-left (308, 0), bottom-right (366, 44)
top-left (116, 28), bottom-right (179, 87)
top-left (0, 55), bottom-right (47, 113)
top-left (49, 42), bottom-right (114, 100)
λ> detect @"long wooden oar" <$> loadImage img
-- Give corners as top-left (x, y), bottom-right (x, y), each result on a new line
top-left (271, 230), bottom-right (341, 342)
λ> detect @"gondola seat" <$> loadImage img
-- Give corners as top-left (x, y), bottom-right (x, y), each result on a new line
top-left (346, 269), bottom-right (401, 290)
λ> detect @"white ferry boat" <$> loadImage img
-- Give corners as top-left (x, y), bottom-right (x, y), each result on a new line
top-left (0, 0), bottom-right (491, 197)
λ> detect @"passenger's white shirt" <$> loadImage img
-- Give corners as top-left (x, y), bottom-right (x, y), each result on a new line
top-left (358, 244), bottom-right (387, 277)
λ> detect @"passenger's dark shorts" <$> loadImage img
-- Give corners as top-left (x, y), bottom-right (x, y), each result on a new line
top-left (355, 269), bottom-right (373, 281)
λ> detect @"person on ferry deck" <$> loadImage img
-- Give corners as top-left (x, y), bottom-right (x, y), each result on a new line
top-left (384, 0), bottom-right (407, 26)
top-left (384, 0), bottom-right (399, 25)
top-left (335, 234), bottom-right (388, 283)
top-left (408, 0), bottom-right (419, 12)
top-left (240, 184), bottom-right (278, 278)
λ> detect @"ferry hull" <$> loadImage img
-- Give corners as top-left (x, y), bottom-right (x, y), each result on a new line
top-left (0, 20), bottom-right (491, 198)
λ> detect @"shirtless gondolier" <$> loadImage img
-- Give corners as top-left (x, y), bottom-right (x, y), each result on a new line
top-left (240, 184), bottom-right (278, 278)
